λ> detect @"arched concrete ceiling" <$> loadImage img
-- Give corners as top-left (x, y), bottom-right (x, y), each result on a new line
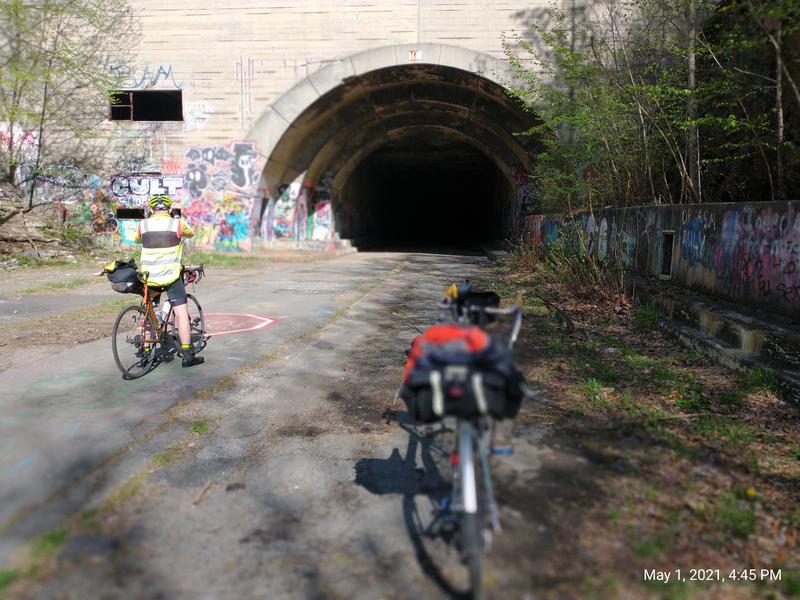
top-left (246, 43), bottom-right (542, 193)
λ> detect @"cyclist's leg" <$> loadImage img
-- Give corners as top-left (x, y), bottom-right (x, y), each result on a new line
top-left (166, 278), bottom-right (204, 366)
top-left (166, 278), bottom-right (190, 345)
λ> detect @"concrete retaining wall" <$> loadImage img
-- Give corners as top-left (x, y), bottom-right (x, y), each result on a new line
top-left (522, 201), bottom-right (800, 320)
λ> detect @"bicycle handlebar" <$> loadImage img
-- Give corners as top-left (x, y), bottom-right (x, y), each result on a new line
top-left (436, 299), bottom-right (522, 350)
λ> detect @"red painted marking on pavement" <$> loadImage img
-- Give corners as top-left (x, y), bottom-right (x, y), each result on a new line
top-left (204, 312), bottom-right (277, 337)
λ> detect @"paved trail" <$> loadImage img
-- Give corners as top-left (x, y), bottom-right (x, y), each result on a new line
top-left (1, 252), bottom-right (578, 599)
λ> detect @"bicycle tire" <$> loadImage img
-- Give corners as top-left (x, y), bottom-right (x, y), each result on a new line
top-left (462, 512), bottom-right (484, 600)
top-left (112, 304), bottom-right (158, 379)
top-left (169, 293), bottom-right (206, 354)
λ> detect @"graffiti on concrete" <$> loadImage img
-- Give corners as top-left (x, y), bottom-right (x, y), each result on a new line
top-left (261, 172), bottom-right (337, 243)
top-left (110, 175), bottom-right (184, 207)
top-left (184, 142), bottom-right (259, 199)
top-left (111, 121), bottom-right (182, 175)
top-left (109, 63), bottom-right (180, 89)
top-left (522, 202), bottom-right (800, 318)
top-left (181, 141), bottom-right (263, 252)
top-left (271, 183), bottom-right (296, 239)
top-left (184, 101), bottom-right (215, 132)
top-left (311, 201), bottom-right (334, 241)
top-left (702, 207), bottom-right (800, 304)
top-left (183, 191), bottom-right (253, 251)
top-left (16, 163), bottom-right (86, 205)
top-left (118, 219), bottom-right (140, 245)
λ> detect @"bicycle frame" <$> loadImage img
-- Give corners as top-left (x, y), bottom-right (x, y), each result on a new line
top-left (453, 418), bottom-right (500, 534)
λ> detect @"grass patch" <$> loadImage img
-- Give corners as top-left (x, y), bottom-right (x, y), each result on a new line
top-left (190, 420), bottom-right (210, 435)
top-left (182, 249), bottom-right (265, 269)
top-left (741, 366), bottom-right (781, 394)
top-left (631, 532), bottom-right (673, 557)
top-left (675, 375), bottom-right (708, 411)
top-left (16, 276), bottom-right (92, 295)
top-left (151, 444), bottom-right (181, 468)
top-left (103, 474), bottom-right (145, 509)
top-left (714, 492), bottom-right (756, 539)
top-left (623, 352), bottom-right (656, 369)
top-left (718, 389), bottom-right (745, 407)
top-left (0, 568), bottom-right (18, 590)
top-left (692, 416), bottom-right (757, 446)
top-left (30, 528), bottom-right (68, 559)
top-left (633, 302), bottom-right (660, 331)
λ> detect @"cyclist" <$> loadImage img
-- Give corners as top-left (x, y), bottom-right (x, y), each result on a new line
top-left (134, 194), bottom-right (204, 368)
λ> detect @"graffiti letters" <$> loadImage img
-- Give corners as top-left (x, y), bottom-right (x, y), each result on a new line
top-left (109, 63), bottom-right (180, 90)
top-left (110, 176), bottom-right (184, 207)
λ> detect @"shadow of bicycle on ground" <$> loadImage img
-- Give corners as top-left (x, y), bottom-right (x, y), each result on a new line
top-left (355, 412), bottom-right (475, 599)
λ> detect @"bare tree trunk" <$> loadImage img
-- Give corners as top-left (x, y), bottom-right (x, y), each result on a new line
top-left (686, 0), bottom-right (700, 202)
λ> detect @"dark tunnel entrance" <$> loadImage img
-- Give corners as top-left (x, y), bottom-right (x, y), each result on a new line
top-left (256, 56), bottom-right (544, 251)
top-left (340, 135), bottom-right (512, 249)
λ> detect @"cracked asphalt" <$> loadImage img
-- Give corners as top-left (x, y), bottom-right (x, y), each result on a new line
top-left (1, 251), bottom-right (572, 599)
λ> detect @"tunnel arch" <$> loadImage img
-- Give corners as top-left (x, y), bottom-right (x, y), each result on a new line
top-left (248, 43), bottom-right (543, 246)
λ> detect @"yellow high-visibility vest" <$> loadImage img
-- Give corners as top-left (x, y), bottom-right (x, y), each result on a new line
top-left (139, 216), bottom-right (183, 286)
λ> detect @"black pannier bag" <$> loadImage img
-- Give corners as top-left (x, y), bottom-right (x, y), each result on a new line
top-left (400, 324), bottom-right (529, 423)
top-left (105, 259), bottom-right (143, 295)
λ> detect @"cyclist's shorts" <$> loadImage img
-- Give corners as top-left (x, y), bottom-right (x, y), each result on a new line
top-left (152, 277), bottom-right (187, 306)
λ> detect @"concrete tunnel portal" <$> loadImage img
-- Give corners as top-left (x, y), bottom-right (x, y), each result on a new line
top-left (252, 46), bottom-right (543, 248)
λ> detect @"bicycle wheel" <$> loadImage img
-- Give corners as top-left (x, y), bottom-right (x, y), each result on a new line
top-left (458, 421), bottom-right (485, 600)
top-left (169, 294), bottom-right (206, 354)
top-left (112, 304), bottom-right (158, 379)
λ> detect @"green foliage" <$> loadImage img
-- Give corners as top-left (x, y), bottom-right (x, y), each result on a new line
top-left (0, 0), bottom-right (135, 205)
top-left (741, 366), bottom-right (781, 394)
top-left (632, 532), bottom-right (673, 557)
top-left (0, 569), bottom-right (18, 590)
top-left (30, 528), bottom-right (68, 558)
top-left (634, 302), bottom-right (660, 331)
top-left (527, 237), bottom-right (626, 304)
top-left (190, 420), bottom-right (210, 435)
top-left (504, 0), bottom-right (800, 207)
top-left (714, 492), bottom-right (756, 539)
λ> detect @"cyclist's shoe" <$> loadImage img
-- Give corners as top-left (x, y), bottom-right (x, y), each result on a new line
top-left (181, 350), bottom-right (204, 368)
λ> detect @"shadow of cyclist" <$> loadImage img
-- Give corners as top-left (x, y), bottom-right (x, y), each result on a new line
top-left (354, 411), bottom-right (468, 599)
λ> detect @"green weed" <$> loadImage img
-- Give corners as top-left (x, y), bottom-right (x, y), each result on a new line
top-left (693, 416), bottom-right (757, 446)
top-left (675, 375), bottom-right (707, 411)
top-left (182, 249), bottom-right (263, 269)
top-left (623, 352), bottom-right (656, 369)
top-left (17, 276), bottom-right (92, 295)
top-left (0, 568), bottom-right (18, 590)
top-left (682, 350), bottom-right (705, 366)
top-left (781, 572), bottom-right (800, 597)
top-left (741, 366), bottom-right (781, 394)
top-left (790, 444), bottom-right (800, 462)
top-left (30, 528), bottom-right (68, 559)
top-left (714, 492), bottom-right (756, 539)
top-left (190, 420), bottom-right (210, 435)
top-left (151, 444), bottom-right (181, 468)
top-left (634, 302), bottom-right (660, 331)
top-left (104, 474), bottom-right (145, 508)
top-left (632, 532), bottom-right (673, 557)
top-left (719, 389), bottom-right (744, 407)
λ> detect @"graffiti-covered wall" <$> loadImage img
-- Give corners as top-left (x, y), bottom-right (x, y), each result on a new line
top-left (259, 171), bottom-right (339, 248)
top-left (524, 201), bottom-right (800, 320)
